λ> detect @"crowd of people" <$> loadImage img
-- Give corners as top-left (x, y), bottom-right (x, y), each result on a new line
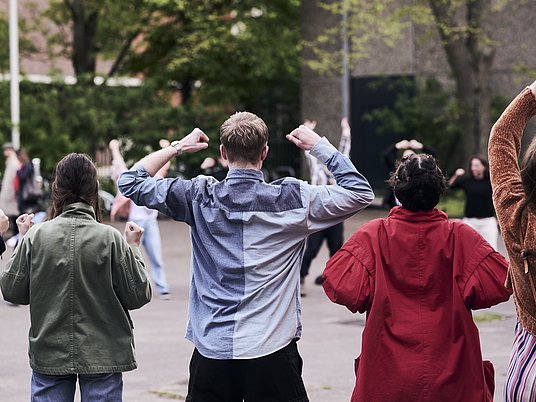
top-left (1, 81), bottom-right (536, 401)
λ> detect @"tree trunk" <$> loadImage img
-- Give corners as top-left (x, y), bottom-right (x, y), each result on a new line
top-left (65, 0), bottom-right (99, 78)
top-left (428, 0), bottom-right (495, 164)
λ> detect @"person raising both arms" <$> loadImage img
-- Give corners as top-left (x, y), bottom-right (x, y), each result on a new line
top-left (118, 112), bottom-right (374, 402)
top-left (488, 80), bottom-right (536, 401)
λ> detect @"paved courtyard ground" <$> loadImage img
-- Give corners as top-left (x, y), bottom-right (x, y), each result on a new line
top-left (0, 207), bottom-right (516, 401)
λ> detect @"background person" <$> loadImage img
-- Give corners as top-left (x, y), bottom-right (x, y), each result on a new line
top-left (0, 143), bottom-right (20, 235)
top-left (0, 153), bottom-right (151, 402)
top-left (15, 148), bottom-right (41, 215)
top-left (300, 117), bottom-right (351, 293)
top-left (109, 139), bottom-right (172, 299)
top-left (118, 112), bottom-right (374, 402)
top-left (323, 153), bottom-right (511, 402)
top-left (489, 80), bottom-right (536, 401)
top-left (0, 207), bottom-right (9, 256)
top-left (448, 155), bottom-right (498, 249)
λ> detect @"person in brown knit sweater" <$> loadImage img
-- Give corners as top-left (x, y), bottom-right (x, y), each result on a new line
top-left (489, 80), bottom-right (536, 401)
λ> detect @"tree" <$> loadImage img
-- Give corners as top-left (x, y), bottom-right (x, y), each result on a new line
top-left (2, 1), bottom-right (302, 175)
top-left (0, 10), bottom-right (39, 73)
top-left (43, 0), bottom-right (151, 80)
top-left (123, 0), bottom-right (302, 172)
top-left (427, 0), bottom-right (496, 159)
top-left (125, 1), bottom-right (301, 107)
top-left (307, 0), bottom-right (516, 165)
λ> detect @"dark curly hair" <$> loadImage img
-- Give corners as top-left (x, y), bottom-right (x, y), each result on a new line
top-left (50, 153), bottom-right (101, 221)
top-left (389, 153), bottom-right (447, 212)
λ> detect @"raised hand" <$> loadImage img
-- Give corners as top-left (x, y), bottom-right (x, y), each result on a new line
top-left (124, 221), bottom-right (144, 246)
top-left (409, 139), bottom-right (423, 150)
top-left (179, 128), bottom-right (210, 153)
top-left (16, 213), bottom-right (34, 238)
top-left (395, 140), bottom-right (410, 150)
top-left (0, 208), bottom-right (8, 235)
top-left (286, 124), bottom-right (322, 151)
top-left (341, 118), bottom-right (351, 138)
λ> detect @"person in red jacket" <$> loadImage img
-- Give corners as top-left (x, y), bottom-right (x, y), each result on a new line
top-left (323, 153), bottom-right (512, 402)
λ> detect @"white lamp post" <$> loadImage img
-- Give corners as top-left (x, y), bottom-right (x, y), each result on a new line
top-left (9, 0), bottom-right (20, 150)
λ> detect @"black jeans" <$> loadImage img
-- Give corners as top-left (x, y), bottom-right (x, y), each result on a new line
top-left (300, 222), bottom-right (344, 279)
top-left (185, 340), bottom-right (309, 402)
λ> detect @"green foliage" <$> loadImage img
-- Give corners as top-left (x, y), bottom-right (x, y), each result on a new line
top-left (0, 80), bottom-right (228, 176)
top-left (0, 13), bottom-right (7, 72)
top-left (0, 11), bottom-right (40, 72)
top-left (2, 1), bottom-right (302, 178)
top-left (473, 313), bottom-right (505, 323)
top-left (362, 77), bottom-right (463, 171)
top-left (42, 0), bottom-right (151, 73)
top-left (436, 189), bottom-right (465, 218)
top-left (306, 0), bottom-right (433, 74)
top-left (362, 76), bottom-right (512, 172)
top-left (126, 1), bottom-right (302, 108)
top-left (490, 94), bottom-right (510, 123)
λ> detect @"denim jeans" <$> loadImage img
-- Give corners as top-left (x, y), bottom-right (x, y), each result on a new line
top-left (132, 217), bottom-right (170, 294)
top-left (31, 371), bottom-right (123, 402)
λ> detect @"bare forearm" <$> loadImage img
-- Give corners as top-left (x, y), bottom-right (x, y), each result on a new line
top-left (135, 147), bottom-right (177, 177)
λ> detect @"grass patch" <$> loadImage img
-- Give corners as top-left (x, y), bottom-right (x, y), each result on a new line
top-left (436, 190), bottom-right (465, 218)
top-left (150, 390), bottom-right (186, 400)
top-left (473, 313), bottom-right (505, 323)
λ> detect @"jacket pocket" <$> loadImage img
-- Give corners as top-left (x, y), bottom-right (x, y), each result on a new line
top-left (483, 360), bottom-right (495, 401)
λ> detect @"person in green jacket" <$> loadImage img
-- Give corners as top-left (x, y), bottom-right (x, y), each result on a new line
top-left (0, 153), bottom-right (152, 402)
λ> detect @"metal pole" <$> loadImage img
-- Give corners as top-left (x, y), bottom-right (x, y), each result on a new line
top-left (9, 0), bottom-right (20, 150)
top-left (341, 0), bottom-right (349, 119)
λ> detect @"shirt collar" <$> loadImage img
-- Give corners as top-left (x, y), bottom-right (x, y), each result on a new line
top-left (225, 168), bottom-right (265, 182)
top-left (62, 202), bottom-right (97, 220)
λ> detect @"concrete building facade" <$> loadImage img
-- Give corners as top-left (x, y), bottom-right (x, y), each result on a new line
top-left (301, 0), bottom-right (536, 189)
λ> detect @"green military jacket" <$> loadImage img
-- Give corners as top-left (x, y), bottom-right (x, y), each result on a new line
top-left (0, 202), bottom-right (152, 375)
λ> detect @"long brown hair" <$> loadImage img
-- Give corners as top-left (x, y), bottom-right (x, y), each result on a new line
top-left (49, 153), bottom-right (101, 221)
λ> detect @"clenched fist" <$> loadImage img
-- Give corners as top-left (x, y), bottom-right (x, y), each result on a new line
top-left (124, 221), bottom-right (144, 246)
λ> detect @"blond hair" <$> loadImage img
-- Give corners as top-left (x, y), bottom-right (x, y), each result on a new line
top-left (220, 112), bottom-right (268, 164)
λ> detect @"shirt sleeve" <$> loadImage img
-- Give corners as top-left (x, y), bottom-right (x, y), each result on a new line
top-left (112, 242), bottom-right (152, 310)
top-left (322, 248), bottom-right (373, 314)
top-left (0, 237), bottom-right (31, 305)
top-left (306, 137), bottom-right (374, 232)
top-left (118, 165), bottom-right (195, 225)
top-left (462, 251), bottom-right (512, 310)
top-left (448, 177), bottom-right (465, 190)
top-left (488, 87), bottom-right (536, 231)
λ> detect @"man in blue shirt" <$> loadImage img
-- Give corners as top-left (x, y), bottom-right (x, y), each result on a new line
top-left (118, 112), bottom-right (374, 402)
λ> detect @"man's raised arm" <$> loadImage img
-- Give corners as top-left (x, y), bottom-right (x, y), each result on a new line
top-left (134, 128), bottom-right (210, 176)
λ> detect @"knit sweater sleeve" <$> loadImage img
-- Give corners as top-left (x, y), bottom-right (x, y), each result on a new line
top-left (488, 87), bottom-right (536, 233)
